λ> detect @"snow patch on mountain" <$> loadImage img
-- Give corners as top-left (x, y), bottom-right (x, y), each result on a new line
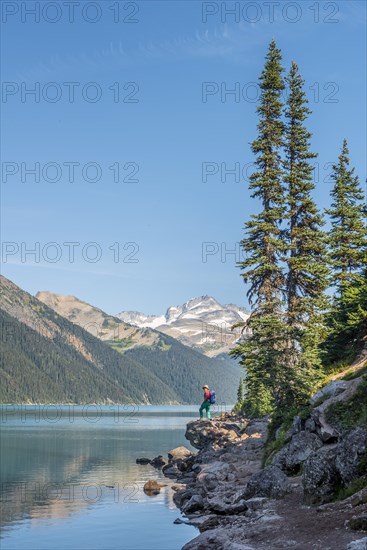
top-left (116, 295), bottom-right (250, 356)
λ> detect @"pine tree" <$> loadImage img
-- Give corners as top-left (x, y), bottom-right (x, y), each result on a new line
top-left (323, 141), bottom-right (367, 364)
top-left (323, 267), bottom-right (367, 365)
top-left (283, 62), bottom-right (329, 390)
top-left (232, 39), bottom-right (288, 416)
top-left (242, 38), bottom-right (286, 313)
top-left (326, 139), bottom-right (367, 293)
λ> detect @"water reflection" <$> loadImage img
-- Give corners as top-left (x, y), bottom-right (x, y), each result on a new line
top-left (0, 405), bottom-right (228, 549)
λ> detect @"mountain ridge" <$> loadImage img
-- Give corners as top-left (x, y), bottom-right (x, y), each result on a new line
top-left (1, 276), bottom-right (241, 404)
top-left (117, 295), bottom-right (250, 356)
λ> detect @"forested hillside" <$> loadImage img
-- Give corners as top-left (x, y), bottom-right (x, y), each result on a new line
top-left (0, 276), bottom-right (240, 404)
top-left (0, 308), bottom-right (178, 404)
top-left (125, 335), bottom-right (240, 405)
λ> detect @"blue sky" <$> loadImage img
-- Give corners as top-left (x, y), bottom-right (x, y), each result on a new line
top-left (1, 0), bottom-right (366, 315)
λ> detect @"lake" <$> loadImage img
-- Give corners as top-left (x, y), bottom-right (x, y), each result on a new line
top-left (0, 404), bottom-right (228, 550)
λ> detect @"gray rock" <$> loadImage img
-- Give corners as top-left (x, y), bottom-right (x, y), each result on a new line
top-left (180, 474), bottom-right (197, 484)
top-left (243, 465), bottom-right (291, 499)
top-left (302, 448), bottom-right (340, 504)
top-left (310, 380), bottom-right (349, 404)
top-left (282, 416), bottom-right (303, 443)
top-left (346, 538), bottom-right (367, 550)
top-left (336, 428), bottom-right (367, 485)
top-left (182, 528), bottom-right (255, 550)
top-left (311, 408), bottom-right (339, 442)
top-left (202, 473), bottom-right (218, 492)
top-left (162, 463), bottom-right (180, 478)
top-left (173, 487), bottom-right (196, 507)
top-left (206, 493), bottom-right (248, 515)
top-left (182, 494), bottom-right (204, 514)
top-left (291, 415), bottom-right (302, 434)
top-left (305, 418), bottom-right (316, 432)
top-left (272, 431), bottom-right (323, 475)
top-left (197, 515), bottom-right (221, 532)
top-left (320, 423), bottom-right (339, 443)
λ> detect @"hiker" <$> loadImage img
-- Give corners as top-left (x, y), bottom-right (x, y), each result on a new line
top-left (199, 384), bottom-right (212, 420)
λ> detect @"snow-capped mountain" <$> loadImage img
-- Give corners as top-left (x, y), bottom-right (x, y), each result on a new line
top-left (117, 296), bottom-right (250, 357)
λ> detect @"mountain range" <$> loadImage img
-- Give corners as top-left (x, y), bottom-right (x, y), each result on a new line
top-left (0, 276), bottom-right (241, 404)
top-left (117, 296), bottom-right (250, 356)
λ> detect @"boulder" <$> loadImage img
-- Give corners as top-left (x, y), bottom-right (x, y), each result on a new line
top-left (202, 473), bottom-right (219, 492)
top-left (182, 528), bottom-right (255, 550)
top-left (182, 494), bottom-right (205, 514)
top-left (150, 455), bottom-right (166, 468)
top-left (168, 446), bottom-right (193, 461)
top-left (310, 380), bottom-right (349, 404)
top-left (185, 420), bottom-right (238, 450)
top-left (136, 457), bottom-right (151, 464)
top-left (206, 494), bottom-right (248, 515)
top-left (197, 515), bottom-right (222, 532)
top-left (335, 428), bottom-right (367, 485)
top-left (305, 418), bottom-right (317, 433)
top-left (243, 465), bottom-right (290, 499)
top-left (180, 473), bottom-right (197, 484)
top-left (283, 416), bottom-right (303, 442)
top-left (162, 463), bottom-right (180, 478)
top-left (272, 431), bottom-right (323, 475)
top-left (302, 448), bottom-right (340, 504)
top-left (173, 487), bottom-right (196, 507)
top-left (311, 408), bottom-right (339, 442)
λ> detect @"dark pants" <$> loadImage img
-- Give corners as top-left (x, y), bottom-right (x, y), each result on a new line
top-left (199, 400), bottom-right (211, 419)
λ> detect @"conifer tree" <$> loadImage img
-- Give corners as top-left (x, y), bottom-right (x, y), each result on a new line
top-left (242, 38), bottom-right (286, 313)
top-left (283, 62), bottom-right (329, 385)
top-left (323, 141), bottom-right (367, 363)
top-left (326, 139), bottom-right (367, 293)
top-left (232, 39), bottom-right (288, 416)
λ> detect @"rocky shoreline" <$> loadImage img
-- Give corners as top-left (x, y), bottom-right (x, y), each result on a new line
top-left (157, 402), bottom-right (367, 550)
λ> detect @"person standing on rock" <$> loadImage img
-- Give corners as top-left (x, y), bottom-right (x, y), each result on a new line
top-left (199, 385), bottom-right (211, 420)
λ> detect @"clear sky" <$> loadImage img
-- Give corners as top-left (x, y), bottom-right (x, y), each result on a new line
top-left (1, 0), bottom-right (366, 315)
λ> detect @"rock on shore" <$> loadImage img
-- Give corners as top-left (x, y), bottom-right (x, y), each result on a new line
top-left (162, 407), bottom-right (367, 550)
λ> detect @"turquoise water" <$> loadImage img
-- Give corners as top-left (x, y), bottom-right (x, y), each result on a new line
top-left (0, 404), bottom-right (227, 550)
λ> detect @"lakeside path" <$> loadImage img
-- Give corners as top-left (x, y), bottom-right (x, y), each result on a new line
top-left (161, 413), bottom-right (367, 550)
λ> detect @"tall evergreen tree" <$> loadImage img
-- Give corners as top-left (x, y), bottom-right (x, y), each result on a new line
top-left (242, 38), bottom-right (286, 313)
top-left (283, 62), bottom-right (329, 384)
top-left (323, 141), bottom-right (367, 363)
top-left (231, 39), bottom-right (288, 416)
top-left (326, 139), bottom-right (367, 293)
